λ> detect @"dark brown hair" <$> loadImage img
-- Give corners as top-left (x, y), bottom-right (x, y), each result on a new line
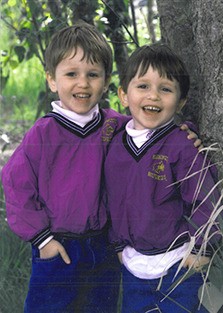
top-left (120, 44), bottom-right (190, 99)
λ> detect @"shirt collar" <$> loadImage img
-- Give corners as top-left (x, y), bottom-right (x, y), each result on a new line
top-left (125, 118), bottom-right (174, 148)
top-left (51, 101), bottom-right (99, 127)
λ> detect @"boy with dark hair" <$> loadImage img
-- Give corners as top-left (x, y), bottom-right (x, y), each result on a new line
top-left (105, 44), bottom-right (220, 313)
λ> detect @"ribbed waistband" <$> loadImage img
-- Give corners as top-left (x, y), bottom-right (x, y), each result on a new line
top-left (53, 224), bottom-right (108, 241)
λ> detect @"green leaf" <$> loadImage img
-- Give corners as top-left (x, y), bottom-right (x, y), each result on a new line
top-left (17, 28), bottom-right (31, 42)
top-left (14, 46), bottom-right (26, 62)
top-left (8, 0), bottom-right (17, 7)
top-left (9, 59), bottom-right (19, 69)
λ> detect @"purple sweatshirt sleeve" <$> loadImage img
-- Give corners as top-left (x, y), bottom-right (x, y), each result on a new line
top-left (1, 126), bottom-right (51, 244)
top-left (182, 120), bottom-right (199, 134)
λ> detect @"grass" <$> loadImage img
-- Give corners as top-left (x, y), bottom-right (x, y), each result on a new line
top-left (0, 228), bottom-right (31, 313)
top-left (0, 184), bottom-right (31, 313)
top-left (166, 144), bottom-right (223, 312)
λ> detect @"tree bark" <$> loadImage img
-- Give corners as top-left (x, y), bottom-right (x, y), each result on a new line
top-left (147, 0), bottom-right (157, 43)
top-left (156, 0), bottom-right (200, 124)
top-left (190, 0), bottom-right (223, 147)
top-left (157, 3), bottom-right (223, 307)
top-left (157, 0), bottom-right (223, 173)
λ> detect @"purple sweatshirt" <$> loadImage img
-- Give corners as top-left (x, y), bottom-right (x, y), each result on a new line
top-left (105, 121), bottom-right (220, 257)
top-left (1, 109), bottom-right (129, 246)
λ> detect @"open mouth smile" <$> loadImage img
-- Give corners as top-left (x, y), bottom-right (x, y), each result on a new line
top-left (143, 106), bottom-right (161, 113)
top-left (73, 93), bottom-right (91, 99)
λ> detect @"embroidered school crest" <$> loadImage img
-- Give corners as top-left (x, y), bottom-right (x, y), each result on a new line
top-left (101, 118), bottom-right (118, 142)
top-left (153, 161), bottom-right (165, 174)
top-left (148, 154), bottom-right (168, 181)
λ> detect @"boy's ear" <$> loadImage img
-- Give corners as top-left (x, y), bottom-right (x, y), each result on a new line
top-left (46, 72), bottom-right (57, 93)
top-left (177, 98), bottom-right (187, 113)
top-left (118, 86), bottom-right (129, 108)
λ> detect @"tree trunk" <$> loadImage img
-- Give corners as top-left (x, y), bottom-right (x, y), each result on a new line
top-left (156, 0), bottom-right (200, 124)
top-left (104, 0), bottom-right (130, 78)
top-left (157, 0), bottom-right (223, 173)
top-left (70, 0), bottom-right (99, 24)
top-left (190, 0), bottom-right (223, 148)
top-left (157, 3), bottom-right (223, 309)
top-left (147, 0), bottom-right (157, 43)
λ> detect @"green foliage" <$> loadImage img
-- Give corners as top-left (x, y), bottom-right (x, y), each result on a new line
top-left (1, 0), bottom-right (160, 118)
top-left (1, 56), bottom-right (45, 134)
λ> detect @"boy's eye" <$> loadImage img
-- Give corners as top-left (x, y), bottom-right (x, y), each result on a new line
top-left (89, 72), bottom-right (99, 78)
top-left (161, 87), bottom-right (172, 92)
top-left (138, 84), bottom-right (148, 89)
top-left (66, 72), bottom-right (76, 77)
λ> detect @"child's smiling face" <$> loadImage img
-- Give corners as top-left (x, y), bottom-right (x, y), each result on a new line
top-left (47, 47), bottom-right (109, 114)
top-left (119, 66), bottom-right (186, 130)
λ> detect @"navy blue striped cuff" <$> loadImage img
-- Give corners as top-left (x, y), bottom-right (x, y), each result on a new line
top-left (191, 245), bottom-right (213, 257)
top-left (30, 228), bottom-right (52, 247)
top-left (115, 244), bottom-right (126, 253)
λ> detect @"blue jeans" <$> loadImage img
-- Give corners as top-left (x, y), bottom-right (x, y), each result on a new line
top-left (24, 232), bottom-right (121, 313)
top-left (121, 262), bottom-right (209, 313)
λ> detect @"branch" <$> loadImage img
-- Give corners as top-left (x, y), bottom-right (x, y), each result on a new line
top-left (129, 0), bottom-right (139, 46)
top-left (101, 0), bottom-right (139, 47)
top-left (1, 16), bottom-right (18, 32)
top-left (26, 0), bottom-right (45, 67)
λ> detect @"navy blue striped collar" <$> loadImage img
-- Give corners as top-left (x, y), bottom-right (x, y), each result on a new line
top-left (123, 121), bottom-right (177, 161)
top-left (44, 110), bottom-right (103, 138)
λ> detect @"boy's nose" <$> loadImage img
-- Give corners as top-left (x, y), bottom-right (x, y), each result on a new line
top-left (147, 88), bottom-right (160, 101)
top-left (77, 76), bottom-right (89, 88)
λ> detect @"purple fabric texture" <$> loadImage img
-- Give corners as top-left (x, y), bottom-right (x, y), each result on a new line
top-left (1, 109), bottom-right (129, 244)
top-left (105, 121), bottom-right (220, 256)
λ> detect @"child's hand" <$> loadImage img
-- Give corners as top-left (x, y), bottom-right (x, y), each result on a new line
top-left (183, 254), bottom-right (210, 272)
top-left (39, 239), bottom-right (71, 264)
top-left (117, 252), bottom-right (123, 264)
top-left (180, 124), bottom-right (203, 150)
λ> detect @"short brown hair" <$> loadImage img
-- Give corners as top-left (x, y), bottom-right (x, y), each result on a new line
top-left (45, 20), bottom-right (113, 80)
top-left (120, 44), bottom-right (190, 99)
